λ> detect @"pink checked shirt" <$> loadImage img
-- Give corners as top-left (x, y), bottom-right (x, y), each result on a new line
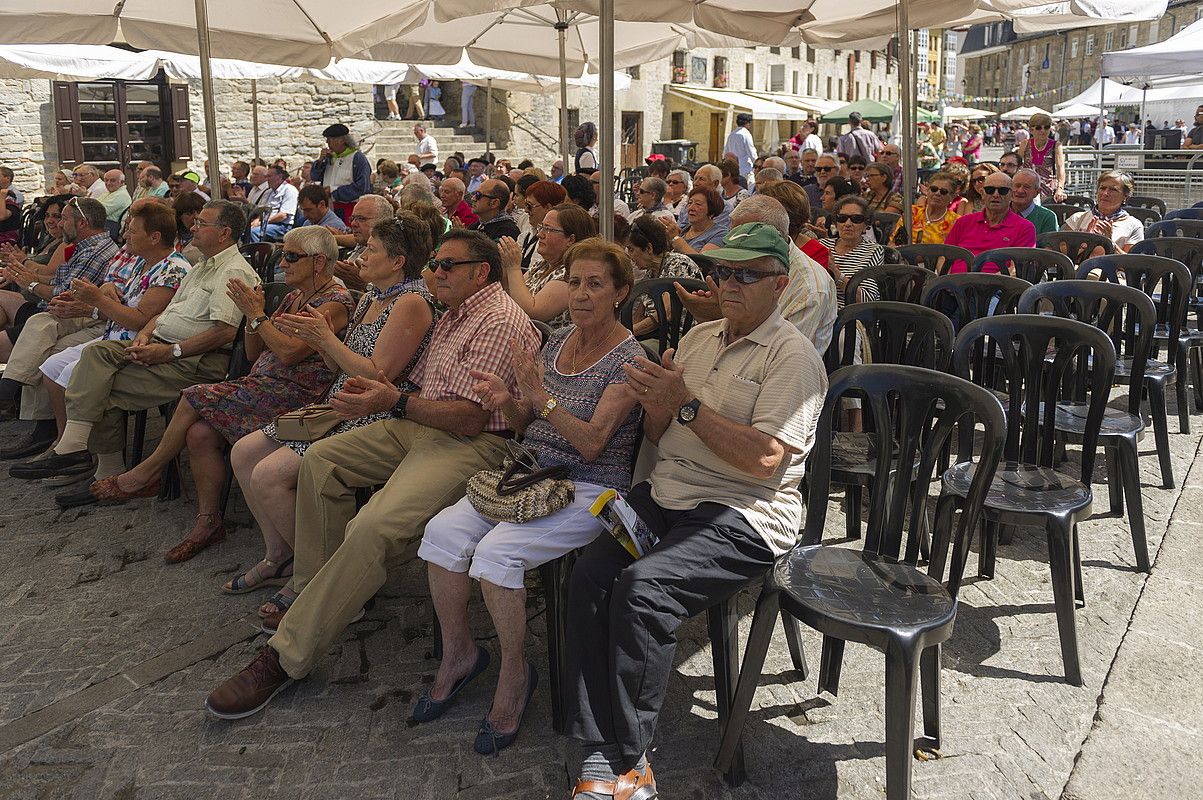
top-left (943, 210), bottom-right (1037, 272)
top-left (411, 282), bottom-right (541, 433)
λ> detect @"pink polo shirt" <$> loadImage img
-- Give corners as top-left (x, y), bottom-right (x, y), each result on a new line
top-left (943, 210), bottom-right (1037, 273)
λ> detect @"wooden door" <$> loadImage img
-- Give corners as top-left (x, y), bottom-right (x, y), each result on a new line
top-left (55, 77), bottom-right (172, 190)
top-left (709, 113), bottom-right (724, 162)
top-left (620, 111), bottom-right (642, 170)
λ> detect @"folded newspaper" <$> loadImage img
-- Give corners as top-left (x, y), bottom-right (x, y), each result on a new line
top-left (590, 489), bottom-right (659, 559)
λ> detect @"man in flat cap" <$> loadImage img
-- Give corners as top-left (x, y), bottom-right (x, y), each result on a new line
top-left (310, 123), bottom-right (371, 224)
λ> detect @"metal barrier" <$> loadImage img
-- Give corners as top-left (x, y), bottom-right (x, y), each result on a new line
top-left (1062, 147), bottom-right (1203, 210)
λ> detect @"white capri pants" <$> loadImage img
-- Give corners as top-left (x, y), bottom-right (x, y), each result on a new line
top-left (418, 481), bottom-right (608, 589)
top-left (39, 337), bottom-right (102, 388)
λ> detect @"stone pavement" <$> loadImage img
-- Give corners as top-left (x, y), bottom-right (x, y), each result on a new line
top-left (0, 398), bottom-right (1200, 800)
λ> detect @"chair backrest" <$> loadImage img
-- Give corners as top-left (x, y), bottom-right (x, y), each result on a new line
top-left (802, 363), bottom-right (1005, 585)
top-left (1037, 230), bottom-right (1116, 265)
top-left (1018, 279), bottom-right (1155, 414)
top-left (1063, 194), bottom-right (1094, 210)
top-left (532, 319), bottom-right (553, 348)
top-left (921, 272), bottom-right (1032, 333)
top-left (1130, 237), bottom-right (1203, 283)
top-left (1129, 195), bottom-right (1168, 215)
top-left (881, 245), bottom-right (903, 264)
top-left (1165, 208), bottom-right (1203, 221)
top-left (688, 252), bottom-right (718, 279)
top-left (826, 300), bottom-right (955, 373)
top-left (952, 314), bottom-right (1116, 482)
top-left (846, 263), bottom-right (932, 305)
top-left (619, 276), bottom-right (707, 354)
top-left (872, 211), bottom-right (902, 247)
top-left (972, 247), bottom-right (1074, 283)
top-left (263, 281), bottom-right (292, 315)
top-left (240, 242), bottom-right (279, 283)
top-left (1122, 206), bottom-right (1162, 228)
top-left (1043, 203), bottom-right (1083, 227)
top-left (897, 243), bottom-right (974, 275)
top-left (1079, 253), bottom-right (1191, 364)
top-left (1147, 219), bottom-right (1203, 240)
top-left (1193, 200), bottom-right (1203, 209)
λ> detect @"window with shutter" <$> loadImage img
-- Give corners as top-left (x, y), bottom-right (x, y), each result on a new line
top-left (168, 83), bottom-right (192, 163)
top-left (52, 82), bottom-right (83, 166)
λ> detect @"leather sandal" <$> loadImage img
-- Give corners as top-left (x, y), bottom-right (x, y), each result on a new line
top-left (164, 513), bottom-right (226, 564)
top-left (572, 763), bottom-right (657, 800)
top-left (223, 556), bottom-right (294, 594)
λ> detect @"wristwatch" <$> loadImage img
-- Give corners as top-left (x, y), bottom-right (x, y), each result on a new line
top-left (390, 392), bottom-right (409, 419)
top-left (248, 315), bottom-right (270, 333)
top-left (676, 398), bottom-right (701, 425)
top-left (26, 280), bottom-right (39, 293)
top-left (538, 397), bottom-right (558, 419)
top-left (171, 343), bottom-right (183, 359)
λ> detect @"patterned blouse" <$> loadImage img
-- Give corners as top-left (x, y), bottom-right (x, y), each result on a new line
top-left (910, 205), bottom-right (961, 245)
top-left (525, 262), bottom-right (569, 328)
top-left (105, 251), bottom-right (190, 340)
top-left (521, 325), bottom-right (644, 489)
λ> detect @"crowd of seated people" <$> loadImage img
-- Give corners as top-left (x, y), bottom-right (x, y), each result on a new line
top-left (0, 105), bottom-right (1197, 798)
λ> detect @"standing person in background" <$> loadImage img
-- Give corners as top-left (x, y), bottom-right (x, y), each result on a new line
top-left (723, 113), bottom-right (757, 185)
top-left (962, 124), bottom-right (984, 165)
top-left (801, 120), bottom-right (824, 156)
top-left (574, 123), bottom-right (600, 174)
top-left (1017, 113), bottom-right (1066, 202)
top-left (382, 83), bottom-right (403, 120)
top-left (404, 83), bottom-right (425, 119)
top-left (1182, 106), bottom-right (1203, 150)
top-left (425, 80), bottom-right (446, 121)
top-left (310, 123), bottom-right (371, 224)
top-left (459, 82), bottom-right (477, 128)
top-left (413, 124), bottom-right (439, 167)
top-left (837, 112), bottom-right (882, 164)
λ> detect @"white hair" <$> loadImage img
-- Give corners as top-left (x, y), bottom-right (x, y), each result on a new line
top-left (668, 169), bottom-right (691, 191)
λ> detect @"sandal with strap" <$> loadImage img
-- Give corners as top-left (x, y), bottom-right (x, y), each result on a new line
top-left (258, 588), bottom-right (297, 619)
top-left (572, 764), bottom-right (657, 800)
top-left (223, 556), bottom-right (294, 595)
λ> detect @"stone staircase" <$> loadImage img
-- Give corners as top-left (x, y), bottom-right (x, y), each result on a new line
top-left (364, 118), bottom-right (520, 167)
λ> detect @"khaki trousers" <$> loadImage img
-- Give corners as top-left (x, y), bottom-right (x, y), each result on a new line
top-left (64, 340), bottom-right (228, 454)
top-left (271, 418), bottom-right (508, 678)
top-left (4, 312), bottom-right (103, 421)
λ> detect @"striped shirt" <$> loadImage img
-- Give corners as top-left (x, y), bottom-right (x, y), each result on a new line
top-left (649, 311), bottom-right (828, 556)
top-left (820, 238), bottom-right (884, 307)
top-left (409, 282), bottom-right (541, 433)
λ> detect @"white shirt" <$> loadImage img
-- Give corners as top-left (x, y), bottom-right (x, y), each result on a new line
top-left (723, 125), bottom-right (757, 180)
top-left (803, 133), bottom-right (824, 155)
top-left (1123, 129), bottom-right (1142, 144)
top-left (246, 182), bottom-right (270, 206)
top-left (416, 134), bottom-right (439, 165)
top-left (1095, 125), bottom-right (1116, 146)
top-left (86, 180), bottom-right (106, 199)
top-left (264, 182), bottom-right (299, 221)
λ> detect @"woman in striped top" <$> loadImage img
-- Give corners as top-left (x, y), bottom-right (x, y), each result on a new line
top-left (820, 196), bottom-right (884, 308)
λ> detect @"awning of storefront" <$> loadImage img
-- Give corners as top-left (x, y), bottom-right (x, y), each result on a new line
top-left (665, 85), bottom-right (811, 120)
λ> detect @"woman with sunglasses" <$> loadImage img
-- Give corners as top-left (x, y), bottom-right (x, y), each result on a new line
top-left (1017, 112), bottom-right (1067, 202)
top-left (819, 196), bottom-right (883, 309)
top-left (223, 215), bottom-right (437, 616)
top-left (963, 123), bottom-right (984, 165)
top-left (845, 155), bottom-right (868, 189)
top-left (911, 172), bottom-right (961, 245)
top-left (416, 239), bottom-right (642, 754)
top-left (952, 162), bottom-right (999, 216)
top-left (810, 176), bottom-right (859, 238)
top-left (500, 202), bottom-right (593, 328)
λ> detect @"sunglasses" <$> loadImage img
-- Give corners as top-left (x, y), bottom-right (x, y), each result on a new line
top-left (636, 187), bottom-right (654, 194)
top-left (927, 186), bottom-right (952, 195)
top-left (1032, 125), bottom-right (1050, 130)
top-left (666, 179), bottom-right (685, 185)
top-left (972, 176), bottom-right (986, 183)
top-left (815, 166), bottom-right (836, 173)
top-left (848, 165), bottom-right (865, 171)
top-left (982, 186), bottom-right (1011, 196)
top-left (835, 213), bottom-right (869, 224)
top-left (280, 251), bottom-right (314, 263)
top-left (428, 257), bottom-right (482, 272)
top-left (470, 191), bottom-right (501, 201)
top-left (714, 264), bottom-right (780, 284)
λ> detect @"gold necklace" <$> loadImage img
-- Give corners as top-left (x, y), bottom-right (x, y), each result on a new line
top-left (569, 324), bottom-right (619, 373)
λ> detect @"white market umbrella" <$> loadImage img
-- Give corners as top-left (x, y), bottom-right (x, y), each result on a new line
top-left (943, 106), bottom-right (997, 121)
top-left (1000, 105), bottom-right (1051, 120)
top-left (0, 44), bottom-right (160, 81)
top-left (1102, 17), bottom-right (1203, 78)
top-left (1054, 103), bottom-right (1101, 118)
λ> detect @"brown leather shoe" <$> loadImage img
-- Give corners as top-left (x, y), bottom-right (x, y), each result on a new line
top-left (205, 646), bottom-right (294, 720)
top-left (572, 763), bottom-right (657, 800)
top-left (164, 513), bottom-right (226, 564)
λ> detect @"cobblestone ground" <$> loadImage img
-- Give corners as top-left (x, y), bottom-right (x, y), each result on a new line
top-left (0, 394), bottom-right (1200, 800)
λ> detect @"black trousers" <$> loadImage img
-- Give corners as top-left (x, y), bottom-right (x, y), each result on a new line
top-left (565, 481), bottom-right (775, 764)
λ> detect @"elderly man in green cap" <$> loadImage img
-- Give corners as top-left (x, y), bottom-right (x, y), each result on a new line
top-left (562, 223), bottom-right (828, 798)
top-left (310, 122), bottom-right (371, 224)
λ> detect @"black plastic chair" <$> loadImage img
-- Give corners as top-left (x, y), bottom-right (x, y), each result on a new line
top-left (872, 211), bottom-right (903, 246)
top-left (1044, 203), bottom-right (1084, 227)
top-left (825, 302), bottom-right (955, 540)
top-left (1037, 230), bottom-right (1116, 265)
top-left (1080, 255), bottom-right (1191, 484)
top-left (619, 276), bottom-right (706, 355)
top-left (971, 247), bottom-right (1073, 283)
top-left (947, 315), bottom-right (1116, 685)
top-left (1062, 194), bottom-right (1094, 210)
top-left (714, 364), bottom-right (1005, 800)
top-left (1165, 208), bottom-right (1203, 221)
top-left (897, 243), bottom-right (974, 276)
top-left (1122, 206), bottom-right (1162, 228)
top-left (846, 263), bottom-right (932, 305)
top-left (1193, 200), bottom-right (1203, 209)
top-left (239, 243), bottom-right (281, 284)
top-left (881, 245), bottom-right (903, 264)
top-left (1129, 195), bottom-right (1167, 215)
top-left (1147, 219), bottom-right (1203, 240)
top-left (1018, 280), bottom-right (1155, 573)
top-left (688, 252), bottom-right (719, 279)
top-left (920, 273), bottom-right (1033, 334)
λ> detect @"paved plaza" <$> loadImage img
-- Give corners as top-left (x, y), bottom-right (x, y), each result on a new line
top-left (0, 396), bottom-right (1200, 800)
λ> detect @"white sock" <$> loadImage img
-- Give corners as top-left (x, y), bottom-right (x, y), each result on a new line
top-left (94, 451), bottom-right (126, 479)
top-left (53, 420), bottom-right (93, 455)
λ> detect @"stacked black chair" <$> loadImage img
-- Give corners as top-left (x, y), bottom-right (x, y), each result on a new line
top-left (1122, 206), bottom-right (1163, 228)
top-left (1037, 230), bottom-right (1115, 266)
top-left (1044, 203), bottom-right (1084, 227)
top-left (1165, 208), bottom-right (1203, 222)
top-left (239, 243), bottom-right (281, 284)
top-left (846, 262), bottom-right (933, 305)
top-left (1129, 195), bottom-right (1168, 215)
top-left (1062, 194), bottom-right (1094, 210)
top-left (714, 364), bottom-right (1005, 800)
top-left (1018, 280), bottom-right (1155, 573)
top-left (619, 277), bottom-right (706, 355)
top-left (946, 315), bottom-right (1116, 685)
top-left (921, 273), bottom-right (1033, 333)
top-left (971, 247), bottom-right (1074, 283)
top-left (872, 211), bottom-right (902, 246)
top-left (1147, 219), bottom-right (1203, 240)
top-left (897, 243), bottom-right (974, 275)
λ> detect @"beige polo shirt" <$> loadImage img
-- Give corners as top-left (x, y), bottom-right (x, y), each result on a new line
top-left (154, 244), bottom-right (259, 343)
top-left (649, 310), bottom-right (827, 555)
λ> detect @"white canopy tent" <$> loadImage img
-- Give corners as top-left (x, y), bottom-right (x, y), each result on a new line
top-left (943, 106), bottom-right (997, 121)
top-left (1000, 105), bottom-right (1051, 120)
top-left (1054, 103), bottom-right (1101, 118)
top-left (1102, 17), bottom-right (1203, 78)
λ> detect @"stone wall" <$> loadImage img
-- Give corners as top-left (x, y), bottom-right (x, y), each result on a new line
top-left (0, 79), bottom-right (56, 196)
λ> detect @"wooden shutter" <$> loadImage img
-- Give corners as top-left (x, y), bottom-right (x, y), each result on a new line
top-left (168, 83), bottom-right (192, 162)
top-left (51, 81), bottom-right (83, 166)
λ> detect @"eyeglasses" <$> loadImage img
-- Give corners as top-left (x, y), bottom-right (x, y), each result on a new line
top-left (881, 151), bottom-right (900, 157)
top-left (428, 257), bottom-right (482, 273)
top-left (835, 213), bottom-right (869, 224)
top-left (349, 214), bottom-right (373, 222)
top-left (666, 179), bottom-right (685, 185)
top-left (470, 190), bottom-right (502, 202)
top-left (1032, 125), bottom-right (1050, 130)
top-left (280, 251), bottom-right (314, 263)
top-left (927, 186), bottom-right (952, 195)
top-left (191, 218), bottom-right (224, 229)
top-left (848, 165), bottom-right (865, 171)
top-left (814, 166), bottom-right (836, 173)
top-left (982, 186), bottom-right (1011, 196)
top-left (636, 188), bottom-right (654, 194)
top-left (714, 264), bottom-right (780, 284)
top-left (536, 223), bottom-right (567, 235)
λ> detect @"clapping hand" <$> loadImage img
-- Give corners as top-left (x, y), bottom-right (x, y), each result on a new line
top-left (498, 236), bottom-right (522, 274)
top-left (673, 275), bottom-right (721, 323)
top-left (68, 277), bottom-right (103, 305)
top-left (226, 277), bottom-right (266, 319)
top-left (48, 290), bottom-right (93, 319)
top-left (330, 370), bottom-right (402, 419)
top-left (276, 307), bottom-right (335, 348)
top-left (621, 348), bottom-right (689, 410)
top-left (469, 369), bottom-right (512, 412)
top-left (510, 338), bottom-right (546, 408)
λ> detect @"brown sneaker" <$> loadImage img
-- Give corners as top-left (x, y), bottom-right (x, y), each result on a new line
top-left (205, 646), bottom-right (294, 720)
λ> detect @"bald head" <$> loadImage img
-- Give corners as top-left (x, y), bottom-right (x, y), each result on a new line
top-left (983, 170), bottom-right (1013, 216)
top-left (731, 195), bottom-right (790, 241)
top-left (1010, 168), bottom-right (1040, 210)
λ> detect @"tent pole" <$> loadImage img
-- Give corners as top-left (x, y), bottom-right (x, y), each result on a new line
top-left (251, 78), bottom-right (260, 163)
top-left (485, 78), bottom-right (493, 156)
top-left (556, 16), bottom-right (571, 176)
top-left (1097, 78), bottom-right (1106, 150)
top-left (1140, 85), bottom-right (1147, 130)
top-left (897, 1), bottom-right (914, 241)
top-left (598, 0), bottom-right (614, 239)
top-left (194, 0), bottom-right (221, 199)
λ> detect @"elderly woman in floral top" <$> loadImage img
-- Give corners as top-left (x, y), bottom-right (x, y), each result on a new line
top-left (416, 239), bottom-right (643, 755)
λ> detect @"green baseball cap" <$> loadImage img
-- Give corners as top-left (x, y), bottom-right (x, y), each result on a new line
top-left (180, 170), bottom-right (201, 183)
top-left (704, 222), bottom-right (791, 271)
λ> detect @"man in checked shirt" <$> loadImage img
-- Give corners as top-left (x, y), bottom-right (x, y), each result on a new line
top-left (207, 229), bottom-right (542, 720)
